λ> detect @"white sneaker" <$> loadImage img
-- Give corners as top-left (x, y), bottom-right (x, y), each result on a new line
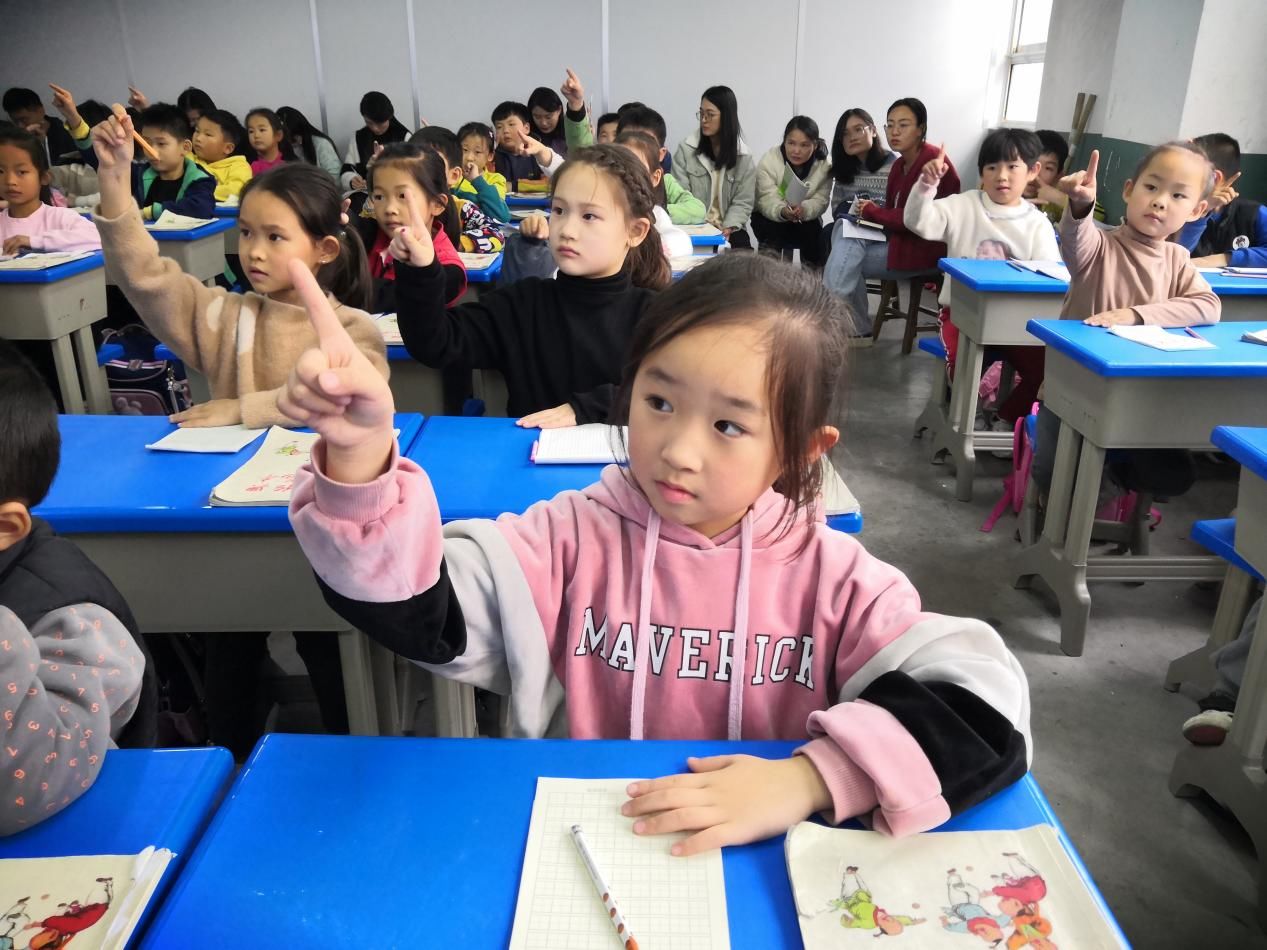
top-left (990, 416), bottom-right (1014, 458)
top-left (1182, 709), bottom-right (1232, 745)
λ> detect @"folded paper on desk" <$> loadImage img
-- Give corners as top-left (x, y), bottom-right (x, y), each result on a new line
top-left (1242, 328), bottom-right (1267, 346)
top-left (0, 847), bottom-right (174, 950)
top-left (146, 424), bottom-right (266, 453)
top-left (1107, 325), bottom-right (1215, 351)
top-left (679, 223), bottom-right (724, 237)
top-left (148, 210), bottom-right (215, 230)
top-left (532, 424), bottom-right (628, 464)
top-left (786, 822), bottom-right (1125, 949)
top-left (0, 250), bottom-right (93, 269)
top-left (1224, 267), bottom-right (1267, 278)
top-left (1009, 259), bottom-right (1071, 282)
top-left (509, 777), bottom-right (730, 950)
top-left (458, 252), bottom-right (499, 271)
top-left (822, 460), bottom-right (860, 516)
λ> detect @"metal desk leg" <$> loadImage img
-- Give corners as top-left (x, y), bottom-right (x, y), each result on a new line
top-left (336, 629), bottom-right (380, 735)
top-left (432, 676), bottom-right (478, 737)
top-left (72, 326), bottom-right (112, 414)
top-left (1165, 565), bottom-right (1257, 691)
top-left (369, 640), bottom-right (400, 735)
top-left (51, 333), bottom-right (87, 413)
top-left (1171, 601), bottom-right (1267, 932)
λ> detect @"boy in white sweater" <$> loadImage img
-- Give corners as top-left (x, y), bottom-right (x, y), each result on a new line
top-left (904, 129), bottom-right (1058, 425)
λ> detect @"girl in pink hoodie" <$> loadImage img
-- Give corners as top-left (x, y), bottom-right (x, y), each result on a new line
top-left (284, 252), bottom-right (1031, 856)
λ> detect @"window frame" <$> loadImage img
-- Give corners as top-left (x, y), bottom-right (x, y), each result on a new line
top-left (1001, 0), bottom-right (1049, 127)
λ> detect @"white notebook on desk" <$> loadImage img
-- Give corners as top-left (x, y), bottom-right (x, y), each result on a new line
top-left (1009, 259), bottom-right (1071, 282)
top-left (1107, 324), bottom-right (1214, 351)
top-left (1223, 266), bottom-right (1267, 278)
top-left (532, 424), bottom-right (628, 465)
top-left (373, 312), bottom-right (403, 345)
top-left (458, 252), bottom-right (499, 271)
top-left (822, 460), bottom-right (860, 516)
top-left (509, 777), bottom-right (730, 950)
top-left (146, 424), bottom-right (265, 454)
top-left (679, 223), bottom-right (723, 238)
top-left (148, 210), bottom-right (215, 230)
top-left (0, 250), bottom-right (94, 269)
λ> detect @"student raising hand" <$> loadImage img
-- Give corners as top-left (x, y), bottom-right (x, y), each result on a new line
top-left (519, 211), bottom-right (549, 241)
top-left (127, 86), bottom-right (149, 111)
top-left (559, 68), bottom-right (585, 112)
top-left (279, 259), bottom-right (396, 484)
top-left (1057, 148), bottom-right (1099, 214)
top-left (89, 105), bottom-right (135, 172)
top-left (48, 83), bottom-right (82, 130)
top-left (387, 188), bottom-right (436, 268)
top-left (918, 142), bottom-right (948, 187)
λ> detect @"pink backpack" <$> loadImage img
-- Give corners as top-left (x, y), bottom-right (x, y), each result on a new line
top-left (981, 405), bottom-right (1037, 533)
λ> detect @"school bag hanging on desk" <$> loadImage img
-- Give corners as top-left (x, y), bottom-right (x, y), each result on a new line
top-left (100, 325), bottom-right (193, 416)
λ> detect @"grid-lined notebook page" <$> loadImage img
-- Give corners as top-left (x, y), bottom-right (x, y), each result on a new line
top-left (509, 777), bottom-right (730, 950)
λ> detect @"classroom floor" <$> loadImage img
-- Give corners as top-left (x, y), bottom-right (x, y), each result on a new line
top-left (269, 313), bottom-right (1264, 948)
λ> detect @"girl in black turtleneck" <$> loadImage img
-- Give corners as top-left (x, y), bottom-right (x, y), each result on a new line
top-left (393, 144), bottom-right (671, 427)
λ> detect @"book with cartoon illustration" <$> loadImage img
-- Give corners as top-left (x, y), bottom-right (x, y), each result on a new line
top-left (208, 427), bottom-right (320, 506)
top-left (786, 822), bottom-right (1126, 948)
top-left (0, 848), bottom-right (172, 950)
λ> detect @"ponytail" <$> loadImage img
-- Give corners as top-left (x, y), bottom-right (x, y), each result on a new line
top-left (553, 144), bottom-right (672, 292)
top-left (437, 194), bottom-right (461, 249)
top-left (325, 226), bottom-right (373, 312)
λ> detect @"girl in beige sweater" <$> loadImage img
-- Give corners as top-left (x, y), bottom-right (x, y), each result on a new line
top-left (90, 108), bottom-right (387, 429)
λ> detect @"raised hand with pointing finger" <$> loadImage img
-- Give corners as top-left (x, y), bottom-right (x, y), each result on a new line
top-left (1056, 148), bottom-right (1099, 215)
top-left (559, 68), bottom-right (585, 113)
top-left (918, 142), bottom-right (948, 187)
top-left (387, 188), bottom-right (436, 268)
top-left (278, 259), bottom-right (396, 483)
top-left (48, 83), bottom-right (82, 130)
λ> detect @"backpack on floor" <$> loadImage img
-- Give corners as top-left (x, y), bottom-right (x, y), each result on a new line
top-left (982, 403), bottom-right (1039, 533)
top-left (101, 325), bottom-right (192, 416)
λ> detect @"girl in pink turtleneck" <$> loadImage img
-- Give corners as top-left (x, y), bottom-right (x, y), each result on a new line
top-left (285, 252), bottom-right (1031, 856)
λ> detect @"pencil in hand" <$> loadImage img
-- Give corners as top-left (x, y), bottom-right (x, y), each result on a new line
top-left (111, 103), bottom-right (160, 161)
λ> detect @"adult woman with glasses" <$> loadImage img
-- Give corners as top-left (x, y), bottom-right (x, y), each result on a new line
top-left (673, 85), bottom-right (757, 249)
top-left (823, 97), bottom-right (960, 339)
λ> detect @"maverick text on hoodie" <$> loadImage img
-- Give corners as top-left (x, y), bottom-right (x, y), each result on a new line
top-left (291, 453), bottom-right (1032, 837)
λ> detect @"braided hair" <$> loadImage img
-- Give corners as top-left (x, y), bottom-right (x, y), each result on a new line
top-left (552, 144), bottom-right (671, 291)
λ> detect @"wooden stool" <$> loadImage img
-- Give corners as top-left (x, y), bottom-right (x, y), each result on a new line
top-left (872, 273), bottom-right (943, 354)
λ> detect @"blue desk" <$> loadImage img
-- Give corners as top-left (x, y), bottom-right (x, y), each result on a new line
top-left (461, 250), bottom-right (503, 283)
top-left (0, 747), bottom-right (233, 945)
top-left (506, 191), bottom-right (550, 209)
top-left (689, 227), bottom-right (727, 250)
top-left (143, 735), bottom-right (1122, 948)
top-left (1173, 426), bottom-right (1267, 929)
top-left (212, 204), bottom-right (239, 218)
top-left (1013, 320), bottom-right (1267, 655)
top-left (145, 217), bottom-right (236, 284)
top-left (407, 416), bottom-right (862, 532)
top-left (0, 250), bottom-right (110, 413)
top-left (33, 414), bottom-right (427, 735)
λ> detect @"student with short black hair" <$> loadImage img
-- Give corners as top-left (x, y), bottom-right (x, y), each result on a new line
top-left (0, 339), bottom-right (156, 835)
top-left (192, 109), bottom-right (252, 202)
top-left (341, 91), bottom-right (409, 195)
top-left (596, 112), bottom-right (620, 144)
top-left (491, 100), bottom-right (543, 189)
top-left (1179, 132), bottom-right (1267, 268)
top-left (3, 86), bottom-right (80, 166)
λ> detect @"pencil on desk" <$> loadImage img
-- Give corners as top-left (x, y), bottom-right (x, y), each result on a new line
top-left (570, 823), bottom-right (639, 950)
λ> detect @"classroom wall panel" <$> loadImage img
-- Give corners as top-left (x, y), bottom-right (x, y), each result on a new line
top-left (316, 0), bottom-right (415, 152)
top-left (0, 0), bottom-right (130, 120)
top-left (1180, 0), bottom-right (1267, 151)
top-left (413, 0), bottom-right (603, 137)
top-left (120, 0), bottom-right (321, 129)
top-left (1034, 0), bottom-right (1123, 135)
top-left (608, 0), bottom-right (799, 166)
top-left (798, 0), bottom-right (1013, 188)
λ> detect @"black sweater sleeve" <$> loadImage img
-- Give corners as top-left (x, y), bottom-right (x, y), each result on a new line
top-left (394, 257), bottom-right (517, 371)
top-left (569, 385), bottom-right (617, 425)
top-left (314, 560), bottom-right (468, 665)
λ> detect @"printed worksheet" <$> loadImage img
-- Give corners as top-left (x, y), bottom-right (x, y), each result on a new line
top-left (509, 777), bottom-right (730, 950)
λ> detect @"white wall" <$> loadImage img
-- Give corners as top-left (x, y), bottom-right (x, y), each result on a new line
top-left (1100, 0), bottom-right (1202, 143)
top-left (799, 0), bottom-right (1012, 187)
top-left (1180, 0), bottom-right (1267, 150)
top-left (1034, 0), bottom-right (1123, 134)
top-left (0, 0), bottom-right (1015, 177)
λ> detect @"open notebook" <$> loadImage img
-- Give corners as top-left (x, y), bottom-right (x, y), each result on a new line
top-left (532, 424), bottom-right (628, 465)
top-left (148, 210), bottom-right (215, 230)
top-left (0, 848), bottom-right (173, 950)
top-left (1008, 259), bottom-right (1071, 282)
top-left (1107, 324), bottom-right (1214, 351)
top-left (786, 822), bottom-right (1125, 948)
top-left (373, 313), bottom-right (403, 345)
top-left (678, 224), bottom-right (724, 238)
top-left (208, 427), bottom-right (320, 506)
top-left (458, 252), bottom-right (499, 271)
top-left (510, 778), bottom-right (730, 949)
top-left (0, 250), bottom-right (94, 269)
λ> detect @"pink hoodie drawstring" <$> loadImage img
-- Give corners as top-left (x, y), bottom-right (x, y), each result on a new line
top-left (628, 509), bottom-right (755, 741)
top-left (629, 510), bottom-right (661, 740)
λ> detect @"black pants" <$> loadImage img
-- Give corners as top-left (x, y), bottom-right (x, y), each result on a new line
top-left (203, 631), bottom-right (348, 760)
top-left (751, 213), bottom-right (826, 266)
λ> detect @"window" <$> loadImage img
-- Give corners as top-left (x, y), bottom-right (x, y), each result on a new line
top-left (1002, 0), bottom-right (1052, 125)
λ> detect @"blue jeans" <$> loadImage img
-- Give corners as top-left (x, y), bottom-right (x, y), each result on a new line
top-left (823, 224), bottom-right (890, 335)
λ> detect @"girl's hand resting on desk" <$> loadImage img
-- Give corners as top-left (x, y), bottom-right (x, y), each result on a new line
top-left (387, 189), bottom-right (436, 268)
top-left (517, 403), bottom-right (576, 429)
top-left (278, 260), bottom-right (396, 483)
top-left (2, 235), bottom-right (31, 256)
top-left (1084, 308), bottom-right (1139, 327)
top-left (623, 754), bottom-right (832, 857)
top-left (171, 398), bottom-right (242, 428)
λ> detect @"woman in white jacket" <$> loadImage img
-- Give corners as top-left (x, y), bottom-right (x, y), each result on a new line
top-left (673, 85), bottom-right (756, 248)
top-left (753, 116), bottom-right (832, 266)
